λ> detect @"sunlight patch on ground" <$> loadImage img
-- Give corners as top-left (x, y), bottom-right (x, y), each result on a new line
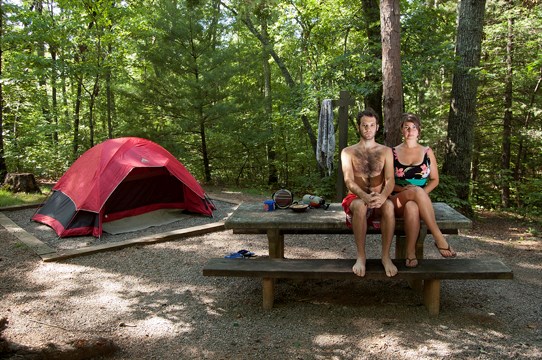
top-left (517, 261), bottom-right (542, 270)
top-left (462, 233), bottom-right (541, 249)
top-left (413, 339), bottom-right (456, 358)
top-left (313, 334), bottom-right (348, 347)
top-left (133, 316), bottom-right (191, 337)
top-left (200, 287), bottom-right (228, 316)
top-left (355, 334), bottom-right (410, 357)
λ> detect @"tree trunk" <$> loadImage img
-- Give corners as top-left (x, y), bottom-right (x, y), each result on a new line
top-left (106, 70), bottom-right (113, 139)
top-left (106, 46), bottom-right (114, 139)
top-left (361, 0), bottom-right (383, 129)
top-left (4, 173), bottom-right (41, 193)
top-left (73, 71), bottom-right (83, 158)
top-left (87, 75), bottom-right (100, 148)
top-left (0, 3), bottom-right (6, 182)
top-left (51, 46), bottom-right (59, 144)
top-left (500, 9), bottom-right (513, 208)
top-left (380, 0), bottom-right (403, 147)
top-left (61, 50), bottom-right (70, 124)
top-left (260, 10), bottom-right (277, 186)
top-left (35, 1), bottom-right (51, 130)
top-left (443, 0), bottom-right (486, 209)
top-left (200, 117), bottom-right (211, 183)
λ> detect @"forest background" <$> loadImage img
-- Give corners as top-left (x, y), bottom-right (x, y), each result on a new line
top-left (1, 0), bottom-right (541, 219)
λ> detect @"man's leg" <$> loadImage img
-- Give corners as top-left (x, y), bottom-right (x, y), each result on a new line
top-left (350, 200), bottom-right (368, 277)
top-left (379, 200), bottom-right (398, 277)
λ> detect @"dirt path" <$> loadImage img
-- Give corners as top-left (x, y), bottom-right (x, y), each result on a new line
top-left (0, 190), bottom-right (541, 359)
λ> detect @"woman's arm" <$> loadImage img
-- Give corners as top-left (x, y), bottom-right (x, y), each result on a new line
top-left (424, 147), bottom-right (440, 194)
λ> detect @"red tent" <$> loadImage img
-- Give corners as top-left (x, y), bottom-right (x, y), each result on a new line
top-left (32, 137), bottom-right (215, 237)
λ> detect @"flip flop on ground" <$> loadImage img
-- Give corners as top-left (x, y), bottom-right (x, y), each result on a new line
top-left (224, 249), bottom-right (256, 259)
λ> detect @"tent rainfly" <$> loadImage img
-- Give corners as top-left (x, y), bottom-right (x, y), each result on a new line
top-left (32, 137), bottom-right (215, 237)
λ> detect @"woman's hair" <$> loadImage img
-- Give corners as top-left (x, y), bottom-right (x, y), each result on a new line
top-left (400, 113), bottom-right (422, 133)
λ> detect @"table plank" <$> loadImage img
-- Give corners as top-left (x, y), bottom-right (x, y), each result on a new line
top-left (225, 202), bottom-right (472, 232)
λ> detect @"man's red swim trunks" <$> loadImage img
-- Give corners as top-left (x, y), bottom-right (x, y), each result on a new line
top-left (341, 193), bottom-right (375, 229)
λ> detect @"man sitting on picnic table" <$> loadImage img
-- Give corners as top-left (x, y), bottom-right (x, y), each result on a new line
top-left (340, 109), bottom-right (397, 277)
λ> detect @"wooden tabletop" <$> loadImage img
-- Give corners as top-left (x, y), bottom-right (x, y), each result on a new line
top-left (224, 202), bottom-right (472, 232)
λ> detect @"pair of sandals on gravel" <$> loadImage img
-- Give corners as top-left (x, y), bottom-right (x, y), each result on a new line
top-left (224, 249), bottom-right (256, 259)
top-left (405, 242), bottom-right (457, 268)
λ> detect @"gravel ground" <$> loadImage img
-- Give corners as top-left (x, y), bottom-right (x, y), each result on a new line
top-left (0, 190), bottom-right (541, 359)
top-left (4, 199), bottom-right (236, 251)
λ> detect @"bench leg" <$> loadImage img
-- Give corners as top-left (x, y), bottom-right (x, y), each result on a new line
top-left (264, 230), bottom-right (282, 309)
top-left (423, 279), bottom-right (440, 316)
top-left (408, 226), bottom-right (428, 292)
top-left (416, 225), bottom-right (427, 259)
top-left (262, 278), bottom-right (274, 309)
top-left (409, 279), bottom-right (423, 293)
top-left (395, 234), bottom-right (406, 259)
top-left (267, 229), bottom-right (284, 258)
top-left (397, 228), bottom-right (427, 292)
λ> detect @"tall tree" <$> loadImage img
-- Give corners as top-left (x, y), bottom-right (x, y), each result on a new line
top-left (500, 0), bottom-right (513, 208)
top-left (257, 2), bottom-right (277, 186)
top-left (137, 0), bottom-right (233, 183)
top-left (380, 0), bottom-right (402, 146)
top-left (361, 0), bottom-right (383, 124)
top-left (443, 0), bottom-right (487, 209)
top-left (0, 0), bottom-right (6, 181)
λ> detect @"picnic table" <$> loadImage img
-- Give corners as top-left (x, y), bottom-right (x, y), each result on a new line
top-left (224, 202), bottom-right (472, 260)
top-left (203, 202), bottom-right (513, 315)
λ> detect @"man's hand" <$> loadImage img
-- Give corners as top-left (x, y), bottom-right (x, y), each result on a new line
top-left (367, 192), bottom-right (386, 208)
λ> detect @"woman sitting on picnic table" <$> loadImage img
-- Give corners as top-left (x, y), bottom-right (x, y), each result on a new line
top-left (390, 113), bottom-right (457, 268)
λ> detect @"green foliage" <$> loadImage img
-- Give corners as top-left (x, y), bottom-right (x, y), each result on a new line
top-left (430, 174), bottom-right (470, 212)
top-left (518, 178), bottom-right (542, 218)
top-left (0, 187), bottom-right (49, 208)
top-left (473, 2), bottom-right (542, 217)
top-left (296, 172), bottom-right (336, 201)
top-left (1, 0), bottom-right (542, 219)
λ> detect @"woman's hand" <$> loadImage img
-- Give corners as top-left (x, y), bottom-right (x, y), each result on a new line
top-left (401, 184), bottom-right (416, 192)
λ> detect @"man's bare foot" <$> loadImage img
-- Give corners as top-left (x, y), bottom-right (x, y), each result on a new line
top-left (382, 257), bottom-right (398, 277)
top-left (352, 258), bottom-right (366, 277)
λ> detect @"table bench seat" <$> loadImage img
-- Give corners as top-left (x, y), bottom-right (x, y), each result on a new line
top-left (203, 258), bottom-right (513, 316)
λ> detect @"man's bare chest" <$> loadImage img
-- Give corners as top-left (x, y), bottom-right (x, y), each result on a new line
top-left (351, 149), bottom-right (385, 178)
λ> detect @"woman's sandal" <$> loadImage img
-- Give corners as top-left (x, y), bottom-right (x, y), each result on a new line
top-left (434, 243), bottom-right (457, 258)
top-left (405, 258), bottom-right (418, 268)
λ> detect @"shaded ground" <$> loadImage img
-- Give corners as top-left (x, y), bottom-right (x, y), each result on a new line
top-left (0, 188), bottom-right (541, 359)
